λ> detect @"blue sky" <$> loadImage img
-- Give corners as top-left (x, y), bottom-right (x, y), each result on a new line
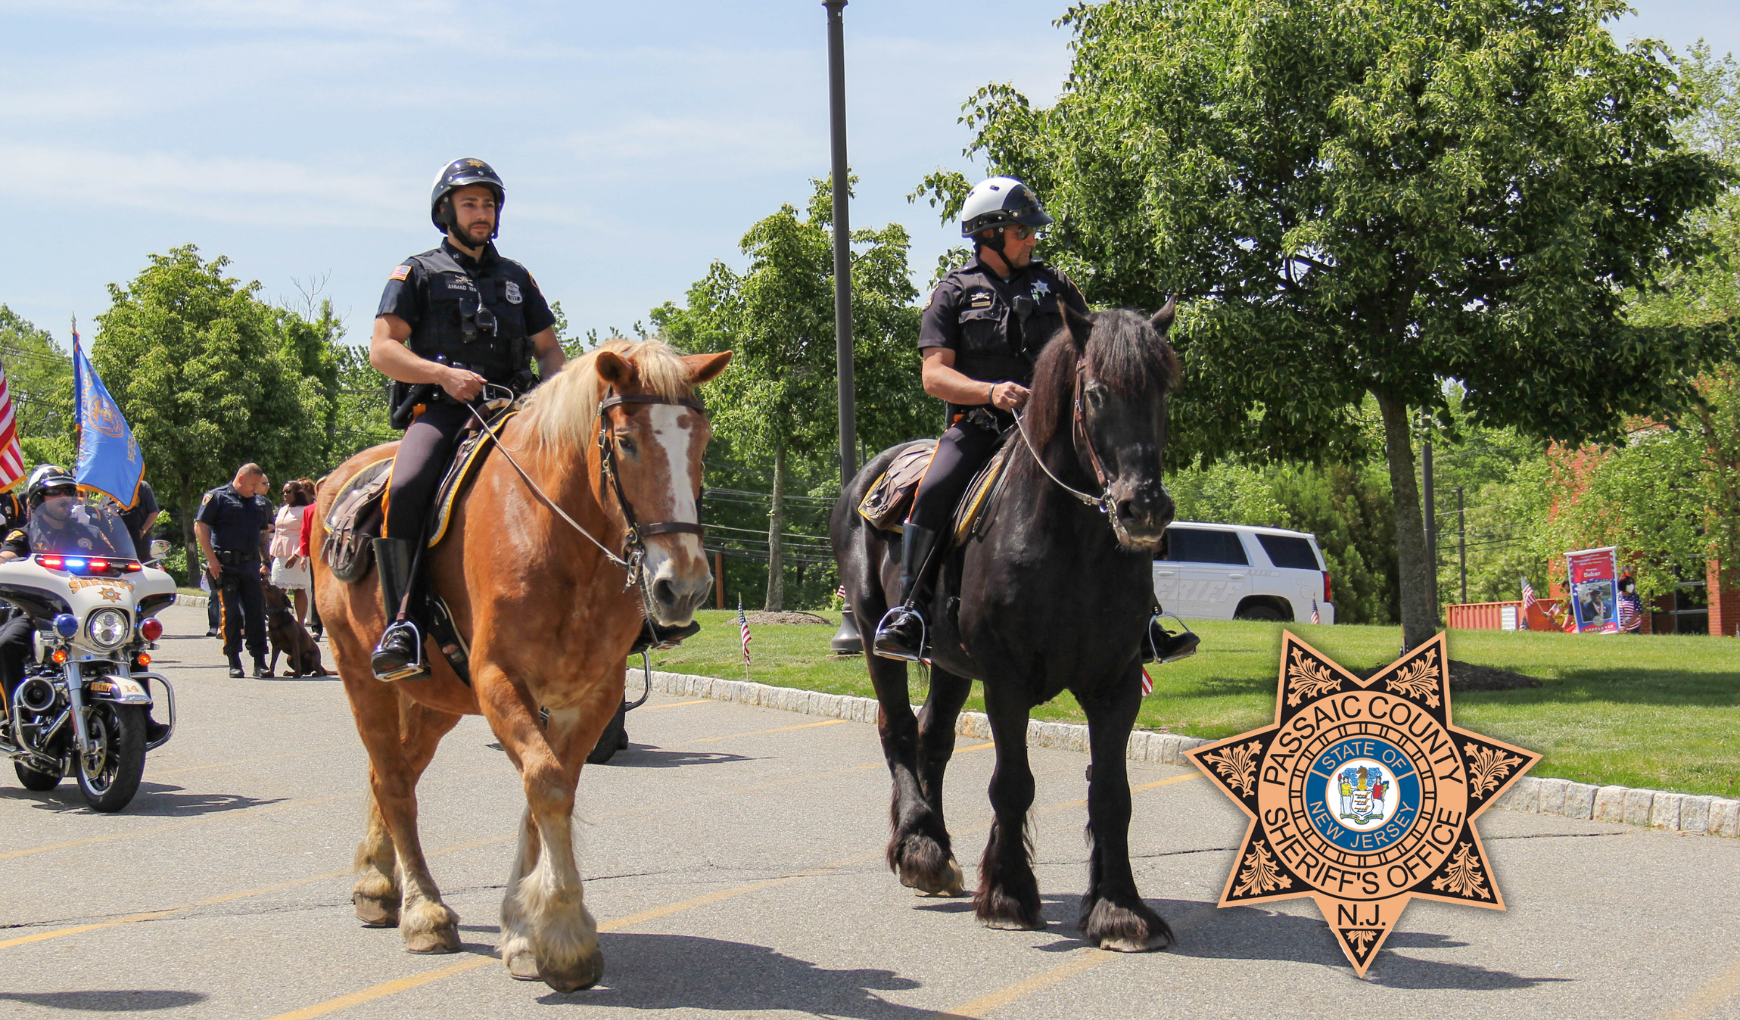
top-left (2, 1), bottom-right (1735, 350)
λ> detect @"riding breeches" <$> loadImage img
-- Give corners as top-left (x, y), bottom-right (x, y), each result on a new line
top-left (385, 401), bottom-right (471, 542)
top-left (908, 418), bottom-right (1003, 534)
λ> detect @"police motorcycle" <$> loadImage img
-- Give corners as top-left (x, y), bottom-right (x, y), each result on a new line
top-left (0, 499), bottom-right (177, 812)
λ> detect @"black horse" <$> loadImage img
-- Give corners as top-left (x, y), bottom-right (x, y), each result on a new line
top-left (830, 300), bottom-right (1181, 951)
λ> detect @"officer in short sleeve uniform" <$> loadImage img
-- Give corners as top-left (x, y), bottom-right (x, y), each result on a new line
top-left (196, 480), bottom-right (272, 678)
top-left (872, 177), bottom-right (1199, 668)
top-left (367, 158), bottom-right (564, 681)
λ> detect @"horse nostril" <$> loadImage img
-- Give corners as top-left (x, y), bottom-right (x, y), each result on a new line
top-left (1116, 498), bottom-right (1137, 522)
top-left (653, 578), bottom-right (676, 606)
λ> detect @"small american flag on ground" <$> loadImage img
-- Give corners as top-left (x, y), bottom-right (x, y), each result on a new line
top-left (836, 585), bottom-right (846, 601)
top-left (1521, 576), bottom-right (1538, 611)
top-left (737, 596), bottom-right (752, 667)
top-left (1618, 590), bottom-right (1642, 632)
top-left (1140, 666), bottom-right (1153, 697)
top-left (0, 357), bottom-right (26, 491)
top-left (1311, 599), bottom-right (1320, 625)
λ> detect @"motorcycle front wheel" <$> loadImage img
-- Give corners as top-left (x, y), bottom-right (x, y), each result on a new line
top-left (77, 703), bottom-right (145, 812)
top-left (13, 759), bottom-right (61, 791)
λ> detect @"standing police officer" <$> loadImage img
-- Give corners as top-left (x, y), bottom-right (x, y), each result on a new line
top-left (368, 158), bottom-right (565, 681)
top-left (195, 464), bottom-right (274, 678)
top-left (872, 178), bottom-right (1199, 667)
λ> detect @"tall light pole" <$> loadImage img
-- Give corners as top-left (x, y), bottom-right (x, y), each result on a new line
top-left (824, 0), bottom-right (864, 654)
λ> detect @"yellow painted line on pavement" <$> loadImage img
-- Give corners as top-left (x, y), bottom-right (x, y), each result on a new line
top-left (853, 741), bottom-right (996, 769)
top-left (928, 950), bottom-right (1113, 1019)
top-left (636, 699), bottom-right (713, 711)
top-left (689, 718), bottom-right (845, 744)
top-left (267, 956), bottom-right (496, 1020)
top-left (0, 792), bottom-right (357, 862)
top-left (0, 908), bottom-right (181, 949)
top-left (1664, 954), bottom-right (1740, 1020)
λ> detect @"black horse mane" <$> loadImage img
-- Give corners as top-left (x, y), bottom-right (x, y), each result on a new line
top-left (1011, 308), bottom-right (1181, 485)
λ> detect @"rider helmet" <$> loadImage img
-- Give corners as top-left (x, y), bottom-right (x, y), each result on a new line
top-left (24, 464), bottom-right (77, 510)
top-left (430, 158), bottom-right (506, 238)
top-left (960, 176), bottom-right (1054, 239)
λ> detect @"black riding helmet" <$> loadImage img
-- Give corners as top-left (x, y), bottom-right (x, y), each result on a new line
top-left (430, 158), bottom-right (506, 238)
top-left (25, 464), bottom-right (77, 510)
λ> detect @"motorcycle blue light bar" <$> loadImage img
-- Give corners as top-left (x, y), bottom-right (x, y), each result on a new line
top-left (52, 614), bottom-right (78, 638)
top-left (64, 558), bottom-right (87, 571)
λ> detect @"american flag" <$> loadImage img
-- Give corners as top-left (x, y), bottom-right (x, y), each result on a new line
top-left (0, 357), bottom-right (25, 491)
top-left (1521, 575), bottom-right (1538, 611)
top-left (737, 595), bottom-right (752, 667)
top-left (1311, 599), bottom-right (1321, 625)
top-left (1140, 665), bottom-right (1153, 696)
top-left (835, 585), bottom-right (846, 601)
top-left (1618, 590), bottom-right (1642, 632)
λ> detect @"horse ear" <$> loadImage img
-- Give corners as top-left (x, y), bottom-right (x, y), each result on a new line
top-left (1062, 303), bottom-right (1094, 351)
top-left (1151, 296), bottom-right (1177, 335)
top-left (594, 351), bottom-right (635, 389)
top-left (682, 351), bottom-right (733, 386)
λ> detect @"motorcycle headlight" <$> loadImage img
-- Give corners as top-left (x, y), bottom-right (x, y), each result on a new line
top-left (86, 608), bottom-right (130, 649)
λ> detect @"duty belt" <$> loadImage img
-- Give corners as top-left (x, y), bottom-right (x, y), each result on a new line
top-left (213, 548), bottom-right (259, 567)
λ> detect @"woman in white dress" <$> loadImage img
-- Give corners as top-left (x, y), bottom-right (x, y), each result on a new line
top-left (269, 480), bottom-right (313, 624)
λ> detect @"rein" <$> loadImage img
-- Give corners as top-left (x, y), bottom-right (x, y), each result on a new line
top-left (1010, 357), bottom-right (1117, 518)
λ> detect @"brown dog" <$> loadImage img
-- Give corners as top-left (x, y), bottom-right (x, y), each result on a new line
top-left (264, 583), bottom-right (327, 678)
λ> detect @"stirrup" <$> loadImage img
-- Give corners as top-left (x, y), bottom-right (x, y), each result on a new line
top-left (372, 620), bottom-right (430, 682)
top-left (872, 605), bottom-right (929, 663)
top-left (1145, 612), bottom-right (1198, 665)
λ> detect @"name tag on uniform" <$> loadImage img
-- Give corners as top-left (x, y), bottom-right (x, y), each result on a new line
top-left (969, 290), bottom-right (993, 309)
top-left (505, 281), bottom-right (523, 304)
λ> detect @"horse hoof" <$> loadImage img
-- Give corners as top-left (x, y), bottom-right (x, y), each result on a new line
top-left (916, 859), bottom-right (965, 897)
top-left (983, 916), bottom-right (1047, 931)
top-left (352, 893), bottom-right (399, 928)
top-left (506, 950), bottom-right (541, 981)
top-left (1099, 933), bottom-right (1170, 952)
top-left (539, 952), bottom-right (604, 993)
top-left (404, 923), bottom-right (461, 954)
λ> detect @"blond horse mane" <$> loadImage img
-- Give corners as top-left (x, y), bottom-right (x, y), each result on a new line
top-left (517, 337), bottom-right (695, 454)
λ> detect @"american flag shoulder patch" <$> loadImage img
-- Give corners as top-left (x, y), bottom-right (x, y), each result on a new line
top-left (390, 265), bottom-right (412, 281)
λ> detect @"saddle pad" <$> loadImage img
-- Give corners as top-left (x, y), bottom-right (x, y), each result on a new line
top-left (857, 441), bottom-right (938, 533)
top-left (425, 408), bottom-right (519, 548)
top-left (953, 441), bottom-right (1013, 547)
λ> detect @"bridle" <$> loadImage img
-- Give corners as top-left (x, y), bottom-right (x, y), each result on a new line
top-left (464, 388), bottom-right (708, 601)
top-left (1012, 357), bottom-right (1119, 519)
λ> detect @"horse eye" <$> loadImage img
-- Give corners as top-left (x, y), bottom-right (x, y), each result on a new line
top-left (617, 434), bottom-right (636, 454)
top-left (1086, 386), bottom-right (1107, 409)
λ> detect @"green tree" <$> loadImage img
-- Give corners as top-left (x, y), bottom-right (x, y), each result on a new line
top-left (0, 306), bottom-right (75, 469)
top-left (934, 0), bottom-right (1733, 649)
top-left (93, 245), bottom-right (332, 553)
top-left (654, 177), bottom-right (930, 609)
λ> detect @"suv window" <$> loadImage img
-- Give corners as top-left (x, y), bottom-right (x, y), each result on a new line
top-left (1257, 534), bottom-right (1320, 570)
top-left (1162, 527), bottom-right (1248, 565)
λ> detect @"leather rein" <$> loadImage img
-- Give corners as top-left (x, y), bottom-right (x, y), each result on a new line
top-left (1011, 357), bottom-right (1118, 518)
top-left (464, 389), bottom-right (708, 594)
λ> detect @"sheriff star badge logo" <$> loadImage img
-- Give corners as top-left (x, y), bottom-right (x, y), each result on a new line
top-left (1187, 631), bottom-right (1539, 975)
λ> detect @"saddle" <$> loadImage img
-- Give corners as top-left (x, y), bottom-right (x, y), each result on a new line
top-left (321, 406), bottom-right (520, 583)
top-left (952, 441), bottom-right (1013, 546)
top-left (856, 441), bottom-right (937, 533)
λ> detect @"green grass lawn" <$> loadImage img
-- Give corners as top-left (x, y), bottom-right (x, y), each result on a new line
top-left (650, 610), bottom-right (1740, 798)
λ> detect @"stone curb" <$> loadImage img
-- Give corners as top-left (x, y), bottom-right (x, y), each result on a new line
top-left (634, 669), bottom-right (1211, 767)
top-left (178, 594), bottom-right (208, 609)
top-left (634, 668), bottom-right (1739, 838)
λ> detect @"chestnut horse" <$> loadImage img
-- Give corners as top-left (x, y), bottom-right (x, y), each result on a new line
top-left (313, 339), bottom-right (729, 992)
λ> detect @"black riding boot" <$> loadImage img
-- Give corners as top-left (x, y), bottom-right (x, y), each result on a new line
top-left (371, 538), bottom-right (428, 682)
top-left (872, 524), bottom-right (944, 662)
top-left (1142, 612), bottom-right (1200, 664)
top-left (629, 618), bottom-right (701, 655)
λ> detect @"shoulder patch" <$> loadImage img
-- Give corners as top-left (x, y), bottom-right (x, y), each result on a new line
top-left (6, 530), bottom-right (21, 541)
top-left (201, 492), bottom-right (213, 506)
top-left (390, 265), bottom-right (412, 281)
top-left (922, 293), bottom-right (933, 311)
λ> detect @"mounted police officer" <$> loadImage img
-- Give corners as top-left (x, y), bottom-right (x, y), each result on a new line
top-left (195, 464), bottom-right (273, 678)
top-left (368, 158), bottom-right (565, 682)
top-left (872, 178), bottom-right (1199, 667)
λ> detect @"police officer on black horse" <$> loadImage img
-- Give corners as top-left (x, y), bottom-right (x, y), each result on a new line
top-left (367, 158), bottom-right (566, 681)
top-left (872, 177), bottom-right (1200, 666)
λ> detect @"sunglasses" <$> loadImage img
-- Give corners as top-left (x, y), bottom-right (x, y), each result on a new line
top-left (1009, 225), bottom-right (1040, 240)
top-left (43, 487), bottom-right (76, 499)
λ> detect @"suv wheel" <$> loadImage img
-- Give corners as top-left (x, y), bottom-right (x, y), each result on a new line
top-left (1236, 603), bottom-right (1285, 622)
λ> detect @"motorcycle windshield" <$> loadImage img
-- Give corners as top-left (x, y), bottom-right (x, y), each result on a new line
top-left (27, 501), bottom-right (137, 560)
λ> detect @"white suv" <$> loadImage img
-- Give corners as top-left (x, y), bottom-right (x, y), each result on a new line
top-left (1152, 522), bottom-right (1335, 624)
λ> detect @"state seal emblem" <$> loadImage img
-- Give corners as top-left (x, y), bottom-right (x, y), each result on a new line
top-left (1187, 631), bottom-right (1539, 975)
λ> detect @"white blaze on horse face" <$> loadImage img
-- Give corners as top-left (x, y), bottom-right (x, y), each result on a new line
top-left (648, 404), bottom-right (699, 537)
top-left (638, 403), bottom-right (708, 621)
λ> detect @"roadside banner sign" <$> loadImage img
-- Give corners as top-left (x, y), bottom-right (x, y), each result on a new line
top-left (1187, 632), bottom-right (1540, 975)
top-left (1565, 547), bottom-right (1620, 634)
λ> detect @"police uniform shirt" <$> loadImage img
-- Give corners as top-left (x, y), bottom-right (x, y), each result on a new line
top-left (376, 239), bottom-right (555, 384)
top-left (196, 484), bottom-right (272, 558)
top-left (918, 255), bottom-right (1089, 416)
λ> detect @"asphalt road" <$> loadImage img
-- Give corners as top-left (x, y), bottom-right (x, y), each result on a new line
top-left (1, 603), bottom-right (1737, 1020)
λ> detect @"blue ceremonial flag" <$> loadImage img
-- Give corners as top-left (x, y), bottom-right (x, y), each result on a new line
top-left (71, 322), bottom-right (144, 509)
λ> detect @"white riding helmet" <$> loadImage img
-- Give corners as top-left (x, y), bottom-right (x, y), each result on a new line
top-left (960, 176), bottom-right (1054, 237)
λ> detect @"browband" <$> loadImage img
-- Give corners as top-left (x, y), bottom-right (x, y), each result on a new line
top-left (598, 394), bottom-right (707, 414)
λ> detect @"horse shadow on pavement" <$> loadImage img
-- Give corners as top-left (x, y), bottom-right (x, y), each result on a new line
top-left (0, 783), bottom-right (284, 818)
top-left (916, 892), bottom-right (1568, 991)
top-left (605, 746), bottom-right (755, 769)
top-left (0, 989), bottom-right (205, 1011)
top-left (536, 933), bottom-right (936, 1016)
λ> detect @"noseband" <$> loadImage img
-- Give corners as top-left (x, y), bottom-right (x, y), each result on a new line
top-left (1012, 357), bottom-right (1119, 519)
